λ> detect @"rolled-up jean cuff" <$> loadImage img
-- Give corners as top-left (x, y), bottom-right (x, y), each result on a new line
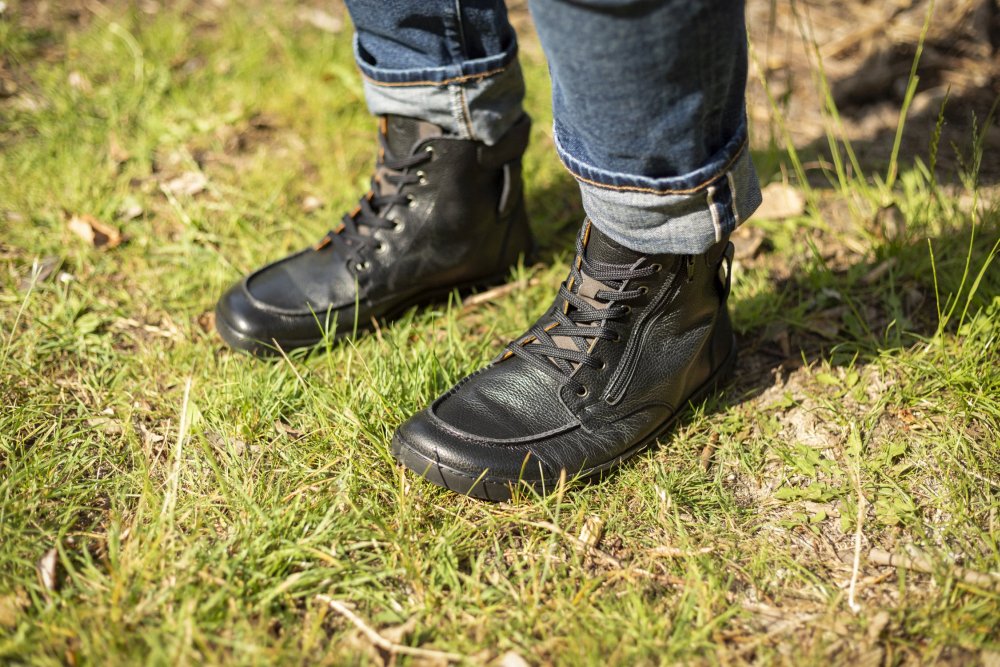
top-left (555, 122), bottom-right (763, 255)
top-left (354, 36), bottom-right (525, 146)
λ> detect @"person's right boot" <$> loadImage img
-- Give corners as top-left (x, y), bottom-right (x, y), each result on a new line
top-left (215, 114), bottom-right (534, 356)
top-left (392, 220), bottom-right (737, 500)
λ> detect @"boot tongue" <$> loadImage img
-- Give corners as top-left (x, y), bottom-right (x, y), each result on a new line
top-left (529, 221), bottom-right (640, 363)
top-left (383, 115), bottom-right (444, 158)
top-left (581, 220), bottom-right (644, 267)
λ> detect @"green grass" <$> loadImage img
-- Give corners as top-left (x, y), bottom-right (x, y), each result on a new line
top-left (1, 1), bottom-right (998, 664)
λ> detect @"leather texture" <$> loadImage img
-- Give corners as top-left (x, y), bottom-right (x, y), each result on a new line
top-left (215, 114), bottom-right (534, 355)
top-left (393, 220), bottom-right (736, 499)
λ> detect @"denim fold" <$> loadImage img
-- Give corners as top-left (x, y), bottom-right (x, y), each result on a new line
top-left (347, 0), bottom-right (526, 145)
top-left (344, 0), bottom-right (762, 254)
top-left (556, 117), bottom-right (761, 255)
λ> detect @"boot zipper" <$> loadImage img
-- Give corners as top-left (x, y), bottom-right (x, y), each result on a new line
top-left (603, 266), bottom-right (684, 405)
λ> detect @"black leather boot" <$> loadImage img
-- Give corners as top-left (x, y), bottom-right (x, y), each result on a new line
top-left (392, 220), bottom-right (736, 500)
top-left (215, 114), bottom-right (534, 355)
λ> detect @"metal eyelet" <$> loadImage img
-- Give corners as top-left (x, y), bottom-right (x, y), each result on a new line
top-left (423, 145), bottom-right (434, 156)
top-left (393, 221), bottom-right (406, 234)
top-left (355, 260), bottom-right (370, 271)
top-left (375, 242), bottom-right (388, 254)
top-left (638, 286), bottom-right (649, 295)
top-left (596, 360), bottom-right (606, 370)
top-left (622, 305), bottom-right (632, 315)
top-left (610, 332), bottom-right (621, 343)
top-left (575, 386), bottom-right (589, 397)
top-left (651, 263), bottom-right (662, 273)
top-left (407, 195), bottom-right (416, 208)
top-left (416, 170), bottom-right (427, 185)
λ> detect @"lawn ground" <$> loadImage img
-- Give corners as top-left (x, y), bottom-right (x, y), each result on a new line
top-left (1, 1), bottom-right (999, 664)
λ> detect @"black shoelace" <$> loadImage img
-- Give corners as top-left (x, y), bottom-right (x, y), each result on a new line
top-left (504, 232), bottom-right (660, 396)
top-left (317, 132), bottom-right (432, 269)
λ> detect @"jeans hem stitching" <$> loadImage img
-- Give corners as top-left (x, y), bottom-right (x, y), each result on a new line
top-left (360, 64), bottom-right (509, 88)
top-left (561, 137), bottom-right (749, 196)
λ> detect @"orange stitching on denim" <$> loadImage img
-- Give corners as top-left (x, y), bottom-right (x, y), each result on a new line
top-left (707, 185), bottom-right (722, 242)
top-left (456, 86), bottom-right (475, 139)
top-left (563, 137), bottom-right (749, 196)
top-left (726, 170), bottom-right (741, 224)
top-left (361, 64), bottom-right (508, 88)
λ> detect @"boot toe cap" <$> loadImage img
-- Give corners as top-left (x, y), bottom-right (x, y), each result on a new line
top-left (215, 280), bottom-right (282, 354)
top-left (392, 408), bottom-right (561, 500)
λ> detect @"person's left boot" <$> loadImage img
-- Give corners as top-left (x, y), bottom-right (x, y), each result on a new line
top-left (214, 114), bottom-right (533, 356)
top-left (392, 219), bottom-right (737, 500)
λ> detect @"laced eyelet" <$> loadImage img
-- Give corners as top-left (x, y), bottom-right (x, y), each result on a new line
top-left (416, 170), bottom-right (427, 185)
top-left (393, 221), bottom-right (406, 233)
top-left (610, 332), bottom-right (621, 343)
top-left (575, 386), bottom-right (589, 397)
top-left (651, 263), bottom-right (662, 273)
top-left (622, 305), bottom-right (632, 315)
top-left (355, 260), bottom-right (370, 271)
top-left (638, 286), bottom-right (649, 295)
top-left (375, 242), bottom-right (387, 253)
top-left (407, 195), bottom-right (416, 208)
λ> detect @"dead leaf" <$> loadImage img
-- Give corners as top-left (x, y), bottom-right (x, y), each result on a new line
top-left (37, 547), bottom-right (59, 593)
top-left (578, 515), bottom-right (604, 549)
top-left (197, 310), bottom-right (215, 333)
top-left (67, 214), bottom-right (122, 249)
top-left (205, 430), bottom-right (247, 456)
top-left (163, 171), bottom-right (208, 196)
top-left (87, 416), bottom-right (123, 435)
top-left (0, 590), bottom-right (28, 628)
top-left (862, 257), bottom-right (897, 285)
top-left (875, 204), bottom-right (906, 241)
top-left (867, 610), bottom-right (891, 642)
top-left (0, 75), bottom-right (16, 98)
top-left (248, 113), bottom-right (277, 130)
top-left (379, 617), bottom-right (418, 645)
top-left (297, 7), bottom-right (343, 33)
top-left (108, 134), bottom-right (131, 166)
top-left (756, 182), bottom-right (806, 220)
top-left (492, 651), bottom-right (531, 667)
top-left (274, 420), bottom-right (304, 440)
top-left (137, 421), bottom-right (166, 447)
top-left (67, 70), bottom-right (92, 93)
top-left (18, 255), bottom-right (61, 292)
top-left (118, 198), bottom-right (144, 221)
top-left (302, 195), bottom-right (324, 213)
top-left (982, 651), bottom-right (1000, 667)
top-left (733, 224), bottom-right (766, 260)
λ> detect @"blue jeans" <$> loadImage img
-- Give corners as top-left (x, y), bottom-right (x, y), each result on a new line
top-left (345, 0), bottom-right (761, 255)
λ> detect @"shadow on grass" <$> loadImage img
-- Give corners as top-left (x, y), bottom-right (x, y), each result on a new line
top-left (498, 150), bottom-right (997, 414)
top-left (719, 213), bottom-right (997, 413)
top-left (521, 160), bottom-right (997, 487)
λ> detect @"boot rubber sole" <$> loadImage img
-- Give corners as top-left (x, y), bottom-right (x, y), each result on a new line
top-left (391, 337), bottom-right (738, 501)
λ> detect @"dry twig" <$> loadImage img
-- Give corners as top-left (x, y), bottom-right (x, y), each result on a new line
top-left (648, 546), bottom-right (714, 558)
top-left (526, 520), bottom-right (684, 586)
top-left (316, 595), bottom-right (464, 662)
top-left (868, 548), bottom-right (1000, 590)
top-left (847, 424), bottom-right (866, 614)
top-left (700, 432), bottom-right (720, 471)
top-left (462, 278), bottom-right (538, 308)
